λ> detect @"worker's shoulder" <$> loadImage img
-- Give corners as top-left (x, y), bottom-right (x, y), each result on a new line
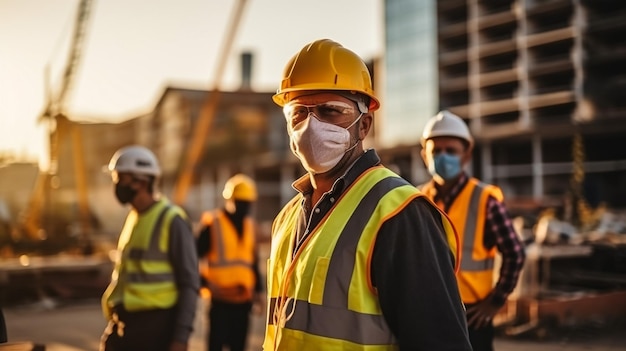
top-left (469, 177), bottom-right (493, 188)
top-left (470, 177), bottom-right (504, 200)
top-left (158, 201), bottom-right (190, 223)
top-left (387, 188), bottom-right (446, 230)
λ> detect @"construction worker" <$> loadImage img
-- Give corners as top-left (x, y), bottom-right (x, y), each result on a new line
top-left (100, 145), bottom-right (199, 351)
top-left (420, 111), bottom-right (526, 351)
top-left (196, 174), bottom-right (263, 351)
top-left (264, 39), bottom-right (472, 350)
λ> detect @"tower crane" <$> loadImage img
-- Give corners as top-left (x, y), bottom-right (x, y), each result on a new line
top-left (20, 0), bottom-right (94, 249)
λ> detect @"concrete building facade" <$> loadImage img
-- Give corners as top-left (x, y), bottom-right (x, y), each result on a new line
top-left (383, 0), bottom-right (626, 214)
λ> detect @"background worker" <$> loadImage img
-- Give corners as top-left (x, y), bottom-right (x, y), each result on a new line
top-left (100, 145), bottom-right (199, 351)
top-left (196, 174), bottom-right (263, 351)
top-left (420, 110), bottom-right (526, 351)
top-left (264, 39), bottom-right (472, 350)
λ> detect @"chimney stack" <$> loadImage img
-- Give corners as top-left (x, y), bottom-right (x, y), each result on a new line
top-left (240, 51), bottom-right (253, 91)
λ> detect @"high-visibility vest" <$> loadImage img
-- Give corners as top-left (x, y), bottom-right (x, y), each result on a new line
top-left (102, 198), bottom-right (187, 318)
top-left (422, 178), bottom-right (503, 304)
top-left (264, 166), bottom-right (459, 351)
top-left (200, 209), bottom-right (256, 303)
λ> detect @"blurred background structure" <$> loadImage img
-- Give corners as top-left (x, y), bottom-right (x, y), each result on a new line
top-left (1, 0), bottom-right (626, 349)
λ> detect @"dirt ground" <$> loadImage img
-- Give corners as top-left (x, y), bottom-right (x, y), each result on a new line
top-left (4, 298), bottom-right (626, 351)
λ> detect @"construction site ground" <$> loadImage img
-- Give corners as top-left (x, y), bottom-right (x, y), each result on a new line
top-left (4, 298), bottom-right (626, 351)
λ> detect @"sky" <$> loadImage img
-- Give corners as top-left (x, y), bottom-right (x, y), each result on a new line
top-left (0, 0), bottom-right (383, 168)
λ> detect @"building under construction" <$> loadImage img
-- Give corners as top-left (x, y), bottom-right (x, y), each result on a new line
top-left (437, 0), bottom-right (626, 211)
top-left (379, 0), bottom-right (626, 332)
top-left (435, 0), bottom-right (626, 331)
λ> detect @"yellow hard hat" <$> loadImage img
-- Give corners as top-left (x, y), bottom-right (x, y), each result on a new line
top-left (273, 39), bottom-right (380, 112)
top-left (223, 174), bottom-right (257, 202)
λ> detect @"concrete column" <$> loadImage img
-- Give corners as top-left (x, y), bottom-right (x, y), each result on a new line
top-left (410, 146), bottom-right (427, 185)
top-left (572, 0), bottom-right (589, 122)
top-left (481, 142), bottom-right (493, 184)
top-left (468, 0), bottom-right (482, 134)
top-left (515, 0), bottom-right (531, 129)
top-left (532, 135), bottom-right (543, 199)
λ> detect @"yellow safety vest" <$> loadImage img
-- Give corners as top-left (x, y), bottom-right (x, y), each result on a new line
top-left (264, 166), bottom-right (459, 351)
top-left (102, 198), bottom-right (186, 318)
top-left (200, 210), bottom-right (256, 303)
top-left (423, 178), bottom-right (503, 303)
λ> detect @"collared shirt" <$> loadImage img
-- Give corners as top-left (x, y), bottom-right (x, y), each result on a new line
top-left (289, 149), bottom-right (472, 350)
top-left (433, 172), bottom-right (526, 306)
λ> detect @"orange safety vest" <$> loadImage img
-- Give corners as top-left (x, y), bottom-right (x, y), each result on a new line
top-left (200, 210), bottom-right (256, 303)
top-left (422, 178), bottom-right (503, 304)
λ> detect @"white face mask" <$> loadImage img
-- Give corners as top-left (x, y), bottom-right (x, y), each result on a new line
top-left (288, 113), bottom-right (362, 174)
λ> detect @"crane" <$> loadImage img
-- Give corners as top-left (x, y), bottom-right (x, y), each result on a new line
top-left (172, 0), bottom-right (248, 205)
top-left (20, 0), bottom-right (94, 247)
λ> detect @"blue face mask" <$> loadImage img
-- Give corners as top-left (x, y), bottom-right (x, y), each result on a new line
top-left (429, 153), bottom-right (462, 180)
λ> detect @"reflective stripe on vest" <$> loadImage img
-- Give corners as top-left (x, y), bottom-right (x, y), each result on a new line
top-left (209, 211), bottom-right (254, 269)
top-left (428, 178), bottom-right (501, 303)
top-left (268, 297), bottom-right (397, 346)
top-left (101, 199), bottom-right (184, 317)
top-left (122, 201), bottom-right (182, 312)
top-left (203, 210), bottom-right (256, 303)
top-left (266, 166), bottom-right (430, 350)
top-left (461, 182), bottom-right (494, 272)
top-left (125, 206), bottom-right (173, 283)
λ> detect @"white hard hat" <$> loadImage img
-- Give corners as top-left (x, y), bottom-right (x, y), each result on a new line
top-left (108, 145), bottom-right (161, 177)
top-left (421, 110), bottom-right (473, 147)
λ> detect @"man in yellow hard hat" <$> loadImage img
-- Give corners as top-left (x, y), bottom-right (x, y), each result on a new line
top-left (101, 145), bottom-right (199, 351)
top-left (264, 39), bottom-right (472, 350)
top-left (196, 174), bottom-right (263, 351)
top-left (420, 111), bottom-right (526, 351)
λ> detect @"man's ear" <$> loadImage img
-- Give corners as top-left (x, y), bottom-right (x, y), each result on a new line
top-left (359, 113), bottom-right (373, 139)
top-left (462, 144), bottom-right (474, 165)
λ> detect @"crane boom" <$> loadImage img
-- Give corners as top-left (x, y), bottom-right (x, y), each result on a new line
top-left (173, 0), bottom-right (249, 205)
top-left (42, 0), bottom-right (93, 120)
top-left (21, 0), bottom-right (94, 243)
top-left (57, 0), bottom-right (93, 110)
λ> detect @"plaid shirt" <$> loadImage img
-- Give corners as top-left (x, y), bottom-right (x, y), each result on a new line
top-left (433, 172), bottom-right (526, 306)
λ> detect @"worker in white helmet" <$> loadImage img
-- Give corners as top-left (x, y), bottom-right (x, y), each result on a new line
top-left (196, 174), bottom-right (263, 351)
top-left (100, 145), bottom-right (199, 351)
top-left (420, 111), bottom-right (526, 351)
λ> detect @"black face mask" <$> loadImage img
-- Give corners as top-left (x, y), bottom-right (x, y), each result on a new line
top-left (115, 183), bottom-right (137, 204)
top-left (234, 200), bottom-right (252, 217)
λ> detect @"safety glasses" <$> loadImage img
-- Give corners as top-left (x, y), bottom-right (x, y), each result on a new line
top-left (283, 100), bottom-right (358, 126)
